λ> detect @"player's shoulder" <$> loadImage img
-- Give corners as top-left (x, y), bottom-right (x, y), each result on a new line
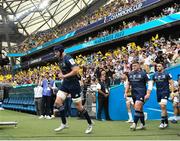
top-left (139, 70), bottom-right (147, 76)
top-left (162, 71), bottom-right (172, 77)
top-left (65, 54), bottom-right (76, 65)
top-left (164, 71), bottom-right (170, 75)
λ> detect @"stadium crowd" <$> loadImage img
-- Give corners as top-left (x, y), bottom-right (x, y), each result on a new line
top-left (1, 34), bottom-right (180, 86)
top-left (12, 1), bottom-right (179, 53)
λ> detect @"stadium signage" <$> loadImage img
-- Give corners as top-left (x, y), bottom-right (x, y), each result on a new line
top-left (94, 31), bottom-right (124, 44)
top-left (26, 53), bottom-right (54, 66)
top-left (105, 0), bottom-right (160, 23)
top-left (30, 58), bottom-right (41, 65)
top-left (105, 2), bottom-right (143, 22)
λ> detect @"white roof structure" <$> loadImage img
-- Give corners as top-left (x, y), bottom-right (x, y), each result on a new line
top-left (1, 0), bottom-right (95, 36)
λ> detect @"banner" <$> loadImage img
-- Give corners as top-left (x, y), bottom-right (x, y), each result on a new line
top-left (23, 53), bottom-right (54, 67)
top-left (105, 0), bottom-right (160, 23)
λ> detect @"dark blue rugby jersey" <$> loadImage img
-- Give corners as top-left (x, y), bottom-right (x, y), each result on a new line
top-left (58, 54), bottom-right (78, 81)
top-left (128, 70), bottom-right (150, 96)
top-left (152, 72), bottom-right (172, 95)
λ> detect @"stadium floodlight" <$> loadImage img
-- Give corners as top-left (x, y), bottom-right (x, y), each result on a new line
top-left (38, 0), bottom-right (51, 10)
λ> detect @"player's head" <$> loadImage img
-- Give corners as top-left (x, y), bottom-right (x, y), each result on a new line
top-left (53, 45), bottom-right (64, 58)
top-left (131, 61), bottom-right (140, 71)
top-left (156, 63), bottom-right (164, 72)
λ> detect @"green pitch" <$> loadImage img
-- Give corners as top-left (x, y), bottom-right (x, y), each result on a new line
top-left (0, 110), bottom-right (179, 140)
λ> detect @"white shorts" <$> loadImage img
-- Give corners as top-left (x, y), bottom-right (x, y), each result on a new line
top-left (72, 97), bottom-right (82, 103)
top-left (56, 90), bottom-right (67, 100)
top-left (159, 99), bottom-right (168, 105)
top-left (126, 97), bottom-right (134, 105)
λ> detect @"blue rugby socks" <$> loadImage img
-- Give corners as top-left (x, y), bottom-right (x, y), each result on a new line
top-left (81, 109), bottom-right (92, 125)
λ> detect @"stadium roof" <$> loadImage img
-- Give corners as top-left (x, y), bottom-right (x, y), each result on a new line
top-left (1, 0), bottom-right (95, 36)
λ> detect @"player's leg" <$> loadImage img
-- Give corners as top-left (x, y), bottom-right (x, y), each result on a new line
top-left (171, 96), bottom-right (179, 123)
top-left (126, 97), bottom-right (133, 123)
top-left (159, 95), bottom-right (168, 129)
top-left (54, 90), bottom-right (68, 132)
top-left (136, 103), bottom-right (146, 130)
top-left (130, 101), bottom-right (143, 130)
top-left (73, 97), bottom-right (93, 134)
top-left (130, 95), bottom-right (145, 130)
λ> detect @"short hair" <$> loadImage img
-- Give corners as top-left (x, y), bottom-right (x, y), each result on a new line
top-left (156, 63), bottom-right (163, 67)
top-left (131, 61), bottom-right (139, 65)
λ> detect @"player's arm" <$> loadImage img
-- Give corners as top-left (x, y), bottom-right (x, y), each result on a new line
top-left (145, 80), bottom-right (153, 98)
top-left (125, 81), bottom-right (130, 98)
top-left (145, 74), bottom-right (153, 100)
top-left (167, 73), bottom-right (174, 95)
top-left (169, 79), bottom-right (174, 95)
top-left (63, 66), bottom-right (79, 79)
top-left (60, 57), bottom-right (79, 79)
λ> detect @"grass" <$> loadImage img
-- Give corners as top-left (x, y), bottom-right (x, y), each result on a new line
top-left (0, 110), bottom-right (180, 140)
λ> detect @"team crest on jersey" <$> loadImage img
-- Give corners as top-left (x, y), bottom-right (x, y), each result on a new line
top-left (69, 59), bottom-right (75, 65)
top-left (162, 75), bottom-right (166, 79)
top-left (137, 74), bottom-right (142, 78)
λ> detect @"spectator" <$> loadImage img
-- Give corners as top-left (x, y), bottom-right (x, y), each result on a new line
top-left (34, 78), bottom-right (43, 118)
top-left (97, 74), bottom-right (110, 121)
top-left (41, 73), bottom-right (55, 119)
